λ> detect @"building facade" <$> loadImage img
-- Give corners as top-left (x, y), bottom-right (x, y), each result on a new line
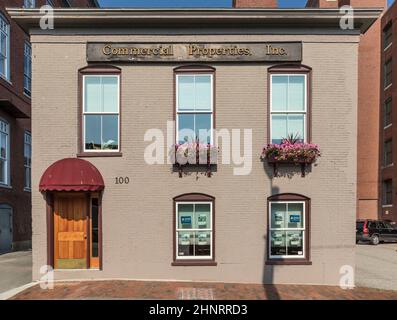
top-left (0, 0), bottom-right (98, 254)
top-left (10, 6), bottom-right (380, 284)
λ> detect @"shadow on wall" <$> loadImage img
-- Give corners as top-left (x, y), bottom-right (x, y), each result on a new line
top-left (262, 184), bottom-right (281, 300)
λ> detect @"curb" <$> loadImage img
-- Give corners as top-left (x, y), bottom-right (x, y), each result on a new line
top-left (0, 282), bottom-right (38, 300)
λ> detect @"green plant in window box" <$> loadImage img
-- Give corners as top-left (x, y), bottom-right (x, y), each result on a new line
top-left (261, 133), bottom-right (321, 177)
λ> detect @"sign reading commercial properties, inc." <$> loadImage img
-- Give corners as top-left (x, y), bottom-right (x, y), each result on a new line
top-left (86, 42), bottom-right (302, 63)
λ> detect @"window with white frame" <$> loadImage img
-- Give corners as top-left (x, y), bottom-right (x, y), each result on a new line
top-left (270, 74), bottom-right (307, 144)
top-left (24, 132), bottom-right (31, 190)
top-left (83, 75), bottom-right (120, 151)
top-left (176, 73), bottom-right (213, 144)
top-left (0, 14), bottom-right (10, 80)
top-left (269, 201), bottom-right (306, 259)
top-left (176, 202), bottom-right (213, 260)
top-left (0, 120), bottom-right (9, 186)
top-left (24, 0), bottom-right (36, 8)
top-left (24, 42), bottom-right (32, 96)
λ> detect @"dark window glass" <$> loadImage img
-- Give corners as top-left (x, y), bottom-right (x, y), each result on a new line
top-left (383, 180), bottom-right (393, 205)
top-left (384, 23), bottom-right (393, 49)
top-left (384, 99), bottom-right (392, 127)
top-left (384, 140), bottom-right (393, 166)
top-left (91, 198), bottom-right (99, 258)
top-left (385, 59), bottom-right (392, 88)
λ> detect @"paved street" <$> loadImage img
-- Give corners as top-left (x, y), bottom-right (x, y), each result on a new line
top-left (0, 251), bottom-right (32, 295)
top-left (356, 243), bottom-right (397, 291)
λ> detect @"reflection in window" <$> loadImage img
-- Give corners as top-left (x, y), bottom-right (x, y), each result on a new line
top-left (176, 202), bottom-right (212, 259)
top-left (270, 74), bottom-right (307, 144)
top-left (0, 14), bottom-right (10, 80)
top-left (269, 202), bottom-right (305, 258)
top-left (83, 75), bottom-right (119, 151)
top-left (0, 120), bottom-right (9, 185)
top-left (176, 74), bottom-right (213, 144)
top-left (24, 132), bottom-right (32, 190)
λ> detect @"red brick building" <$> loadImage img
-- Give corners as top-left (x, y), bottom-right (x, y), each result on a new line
top-left (0, 0), bottom-right (98, 254)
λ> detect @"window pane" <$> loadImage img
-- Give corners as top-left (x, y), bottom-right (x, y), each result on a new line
top-left (178, 76), bottom-right (195, 111)
top-left (102, 77), bottom-right (119, 113)
top-left (271, 114), bottom-right (287, 144)
top-left (271, 203), bottom-right (286, 229)
top-left (177, 231), bottom-right (194, 257)
top-left (286, 231), bottom-right (304, 256)
top-left (85, 115), bottom-right (101, 150)
top-left (287, 203), bottom-right (304, 229)
top-left (195, 75), bottom-right (212, 111)
top-left (288, 76), bottom-right (305, 111)
top-left (287, 114), bottom-right (305, 142)
top-left (0, 133), bottom-right (6, 159)
top-left (178, 114), bottom-right (195, 144)
top-left (195, 114), bottom-right (211, 144)
top-left (195, 231), bottom-right (211, 256)
top-left (270, 231), bottom-right (286, 256)
top-left (85, 77), bottom-right (102, 112)
top-left (102, 115), bottom-right (119, 150)
top-left (0, 159), bottom-right (4, 184)
top-left (195, 204), bottom-right (211, 229)
top-left (271, 76), bottom-right (288, 111)
top-left (178, 204), bottom-right (194, 229)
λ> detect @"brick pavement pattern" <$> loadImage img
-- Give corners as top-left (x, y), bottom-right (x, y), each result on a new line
top-left (10, 281), bottom-right (397, 300)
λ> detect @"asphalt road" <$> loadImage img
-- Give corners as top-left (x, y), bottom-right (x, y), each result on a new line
top-left (0, 251), bottom-right (32, 295)
top-left (356, 243), bottom-right (397, 291)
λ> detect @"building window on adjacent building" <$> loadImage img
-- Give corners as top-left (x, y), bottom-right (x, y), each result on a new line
top-left (384, 98), bottom-right (392, 128)
top-left (0, 14), bottom-right (10, 81)
top-left (270, 74), bottom-right (308, 144)
top-left (385, 59), bottom-right (392, 88)
top-left (24, 0), bottom-right (36, 8)
top-left (267, 194), bottom-right (311, 264)
top-left (383, 180), bottom-right (393, 206)
top-left (83, 74), bottom-right (120, 152)
top-left (173, 193), bottom-right (216, 265)
top-left (24, 42), bottom-right (32, 96)
top-left (24, 132), bottom-right (31, 190)
top-left (46, 0), bottom-right (55, 7)
top-left (0, 119), bottom-right (9, 186)
top-left (175, 67), bottom-right (214, 144)
top-left (384, 140), bottom-right (393, 167)
top-left (384, 23), bottom-right (393, 49)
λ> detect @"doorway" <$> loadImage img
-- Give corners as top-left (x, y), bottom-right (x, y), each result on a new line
top-left (0, 204), bottom-right (12, 254)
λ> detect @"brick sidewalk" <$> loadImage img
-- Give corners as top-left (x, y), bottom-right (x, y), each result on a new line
top-left (10, 280), bottom-right (397, 300)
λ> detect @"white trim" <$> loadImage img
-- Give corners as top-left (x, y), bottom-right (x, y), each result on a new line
top-left (0, 14), bottom-right (10, 81)
top-left (384, 42), bottom-right (392, 52)
top-left (24, 131), bottom-right (31, 190)
top-left (384, 123), bottom-right (392, 130)
top-left (175, 201), bottom-right (213, 261)
top-left (384, 83), bottom-right (393, 91)
top-left (176, 73), bottom-right (214, 145)
top-left (82, 74), bottom-right (120, 153)
top-left (270, 74), bottom-right (307, 143)
top-left (268, 201), bottom-right (306, 260)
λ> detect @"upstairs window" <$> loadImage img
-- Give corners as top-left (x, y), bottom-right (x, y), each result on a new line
top-left (384, 140), bottom-right (393, 166)
top-left (0, 14), bottom-right (10, 80)
top-left (270, 68), bottom-right (309, 144)
top-left (24, 0), bottom-right (36, 8)
top-left (175, 66), bottom-right (214, 145)
top-left (83, 73), bottom-right (120, 152)
top-left (385, 59), bottom-right (392, 88)
top-left (384, 23), bottom-right (392, 49)
top-left (24, 132), bottom-right (32, 190)
top-left (46, 0), bottom-right (55, 7)
top-left (384, 98), bottom-right (392, 127)
top-left (383, 180), bottom-right (393, 206)
top-left (0, 119), bottom-right (9, 186)
top-left (24, 42), bottom-right (32, 96)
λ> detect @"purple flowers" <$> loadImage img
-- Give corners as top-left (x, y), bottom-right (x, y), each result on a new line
top-left (261, 140), bottom-right (321, 164)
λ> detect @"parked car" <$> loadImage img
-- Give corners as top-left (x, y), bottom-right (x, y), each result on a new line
top-left (356, 219), bottom-right (397, 245)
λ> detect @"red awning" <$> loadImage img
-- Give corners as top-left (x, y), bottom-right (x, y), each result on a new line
top-left (39, 158), bottom-right (105, 192)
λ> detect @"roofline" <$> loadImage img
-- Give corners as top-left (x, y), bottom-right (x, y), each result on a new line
top-left (7, 8), bottom-right (382, 34)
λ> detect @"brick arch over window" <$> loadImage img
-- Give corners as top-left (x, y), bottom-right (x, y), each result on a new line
top-left (266, 193), bottom-right (311, 265)
top-left (268, 64), bottom-right (312, 144)
top-left (172, 193), bottom-right (217, 266)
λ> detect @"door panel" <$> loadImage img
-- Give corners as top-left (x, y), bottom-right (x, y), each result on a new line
top-left (0, 206), bottom-right (12, 254)
top-left (54, 195), bottom-right (88, 269)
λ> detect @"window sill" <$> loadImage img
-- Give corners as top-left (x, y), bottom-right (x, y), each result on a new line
top-left (384, 84), bottom-right (393, 91)
top-left (384, 124), bottom-right (392, 130)
top-left (382, 204), bottom-right (393, 208)
top-left (384, 43), bottom-right (392, 51)
top-left (77, 152), bottom-right (123, 158)
top-left (266, 259), bottom-right (312, 266)
top-left (24, 187), bottom-right (31, 193)
top-left (172, 260), bottom-right (217, 267)
top-left (0, 184), bottom-right (12, 190)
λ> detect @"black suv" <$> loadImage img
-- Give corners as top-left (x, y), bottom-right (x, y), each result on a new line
top-left (356, 220), bottom-right (397, 245)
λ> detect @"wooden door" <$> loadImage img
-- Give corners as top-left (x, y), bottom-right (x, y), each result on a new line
top-left (54, 194), bottom-right (88, 269)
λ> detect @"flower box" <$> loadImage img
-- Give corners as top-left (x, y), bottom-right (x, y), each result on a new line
top-left (170, 143), bottom-right (218, 177)
top-left (261, 141), bottom-right (321, 177)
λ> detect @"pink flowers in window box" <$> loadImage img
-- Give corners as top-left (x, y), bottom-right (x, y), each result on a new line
top-left (261, 141), bottom-right (321, 164)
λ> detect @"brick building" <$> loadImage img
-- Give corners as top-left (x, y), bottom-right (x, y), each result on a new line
top-left (0, 0), bottom-right (98, 254)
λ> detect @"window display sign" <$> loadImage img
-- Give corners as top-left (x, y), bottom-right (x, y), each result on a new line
top-left (181, 216), bottom-right (192, 226)
top-left (289, 215), bottom-right (301, 223)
